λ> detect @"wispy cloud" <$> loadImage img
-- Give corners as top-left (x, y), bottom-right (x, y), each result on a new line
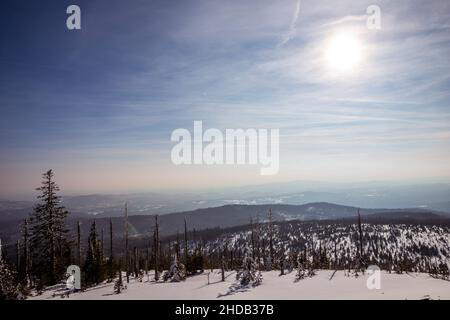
top-left (279, 0), bottom-right (301, 47)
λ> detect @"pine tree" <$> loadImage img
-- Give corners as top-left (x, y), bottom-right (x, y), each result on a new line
top-left (29, 170), bottom-right (70, 287)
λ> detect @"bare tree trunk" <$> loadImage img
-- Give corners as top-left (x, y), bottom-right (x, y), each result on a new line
top-left (133, 247), bottom-right (139, 278)
top-left (145, 246), bottom-right (149, 277)
top-left (154, 215), bottom-right (159, 281)
top-left (176, 231), bottom-right (180, 261)
top-left (357, 208), bottom-right (364, 271)
top-left (250, 218), bottom-right (255, 260)
top-left (101, 228), bottom-right (104, 263)
top-left (184, 218), bottom-right (188, 266)
top-left (221, 250), bottom-right (225, 282)
top-left (109, 219), bottom-right (114, 280)
top-left (16, 239), bottom-right (21, 273)
top-left (268, 209), bottom-right (274, 268)
top-left (23, 219), bottom-right (30, 283)
top-left (124, 202), bottom-right (129, 283)
top-left (77, 221), bottom-right (81, 266)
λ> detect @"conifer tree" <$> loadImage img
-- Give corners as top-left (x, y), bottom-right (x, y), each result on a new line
top-left (29, 170), bottom-right (70, 287)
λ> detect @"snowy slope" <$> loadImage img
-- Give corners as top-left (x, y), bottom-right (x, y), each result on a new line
top-left (30, 270), bottom-right (450, 300)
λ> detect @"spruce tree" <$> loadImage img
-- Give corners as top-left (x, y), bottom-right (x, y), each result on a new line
top-left (29, 170), bottom-right (70, 287)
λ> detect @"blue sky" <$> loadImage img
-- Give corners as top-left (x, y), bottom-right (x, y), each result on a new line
top-left (1, 0), bottom-right (450, 197)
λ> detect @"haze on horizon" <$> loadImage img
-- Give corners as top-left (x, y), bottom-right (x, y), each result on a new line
top-left (1, 0), bottom-right (450, 198)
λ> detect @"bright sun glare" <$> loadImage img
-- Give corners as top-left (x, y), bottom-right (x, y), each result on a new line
top-left (325, 32), bottom-right (363, 74)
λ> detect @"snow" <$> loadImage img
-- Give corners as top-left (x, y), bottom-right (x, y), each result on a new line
top-left (29, 270), bottom-right (450, 300)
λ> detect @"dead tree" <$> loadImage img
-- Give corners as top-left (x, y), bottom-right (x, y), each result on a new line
top-left (77, 221), bottom-right (81, 266)
top-left (176, 231), bottom-right (180, 261)
top-left (154, 215), bottom-right (159, 281)
top-left (268, 209), bottom-right (274, 269)
top-left (22, 219), bottom-right (31, 284)
top-left (101, 228), bottom-right (104, 263)
top-left (124, 202), bottom-right (129, 283)
top-left (221, 249), bottom-right (225, 281)
top-left (184, 218), bottom-right (188, 266)
top-left (16, 239), bottom-right (21, 273)
top-left (357, 208), bottom-right (364, 272)
top-left (250, 217), bottom-right (255, 260)
top-left (108, 218), bottom-right (114, 280)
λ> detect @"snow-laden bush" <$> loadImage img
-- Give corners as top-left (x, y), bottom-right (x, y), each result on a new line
top-left (163, 257), bottom-right (186, 282)
top-left (236, 256), bottom-right (262, 287)
top-left (295, 253), bottom-right (315, 282)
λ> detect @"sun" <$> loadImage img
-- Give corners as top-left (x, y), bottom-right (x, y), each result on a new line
top-left (325, 32), bottom-right (363, 74)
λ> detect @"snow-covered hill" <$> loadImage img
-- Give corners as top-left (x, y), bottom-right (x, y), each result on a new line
top-left (199, 222), bottom-right (450, 273)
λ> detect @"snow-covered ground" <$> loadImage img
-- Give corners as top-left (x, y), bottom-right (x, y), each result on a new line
top-left (30, 270), bottom-right (450, 300)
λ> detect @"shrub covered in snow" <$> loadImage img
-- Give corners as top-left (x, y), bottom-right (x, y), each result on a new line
top-left (236, 256), bottom-right (263, 287)
top-left (295, 252), bottom-right (315, 282)
top-left (163, 257), bottom-right (186, 282)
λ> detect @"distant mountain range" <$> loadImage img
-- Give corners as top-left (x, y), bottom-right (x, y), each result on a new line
top-left (1, 202), bottom-right (449, 247)
top-left (2, 181), bottom-right (450, 223)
